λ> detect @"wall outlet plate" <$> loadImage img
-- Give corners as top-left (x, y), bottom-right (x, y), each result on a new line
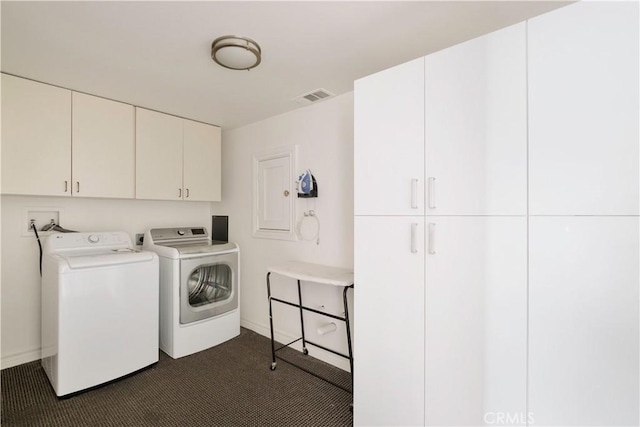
top-left (135, 234), bottom-right (144, 246)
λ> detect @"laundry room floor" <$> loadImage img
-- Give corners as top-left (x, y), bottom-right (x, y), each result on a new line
top-left (1, 328), bottom-right (353, 426)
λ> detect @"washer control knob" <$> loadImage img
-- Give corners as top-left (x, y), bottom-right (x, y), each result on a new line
top-left (88, 234), bottom-right (100, 244)
top-left (177, 230), bottom-right (185, 236)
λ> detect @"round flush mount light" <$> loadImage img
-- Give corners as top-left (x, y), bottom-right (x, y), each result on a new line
top-left (211, 35), bottom-right (262, 71)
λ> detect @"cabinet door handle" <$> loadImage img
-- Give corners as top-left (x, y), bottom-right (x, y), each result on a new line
top-left (186, 188), bottom-right (190, 198)
top-left (411, 179), bottom-right (419, 209)
top-left (64, 181), bottom-right (68, 193)
top-left (179, 188), bottom-right (182, 198)
top-left (76, 182), bottom-right (80, 193)
top-left (428, 223), bottom-right (436, 254)
top-left (428, 177), bottom-right (436, 209)
top-left (411, 223), bottom-right (418, 254)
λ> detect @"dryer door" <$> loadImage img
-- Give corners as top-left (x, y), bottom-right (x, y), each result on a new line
top-left (179, 252), bottom-right (238, 324)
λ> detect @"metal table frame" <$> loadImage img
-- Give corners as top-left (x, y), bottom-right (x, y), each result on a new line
top-left (266, 266), bottom-right (354, 394)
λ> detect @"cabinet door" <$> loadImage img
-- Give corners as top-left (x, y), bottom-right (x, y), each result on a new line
top-left (354, 58), bottom-right (424, 216)
top-left (528, 2), bottom-right (639, 215)
top-left (425, 216), bottom-right (527, 426)
top-left (183, 119), bottom-right (221, 202)
top-left (72, 92), bottom-right (135, 198)
top-left (1, 74), bottom-right (71, 196)
top-left (425, 23), bottom-right (527, 215)
top-left (354, 216), bottom-right (425, 426)
top-left (529, 217), bottom-right (639, 426)
top-left (135, 108), bottom-right (184, 200)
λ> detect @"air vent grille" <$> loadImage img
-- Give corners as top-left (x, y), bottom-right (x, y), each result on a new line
top-left (293, 88), bottom-right (335, 105)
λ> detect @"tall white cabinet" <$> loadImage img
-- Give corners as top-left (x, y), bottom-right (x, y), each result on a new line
top-left (355, 22), bottom-right (528, 427)
top-left (354, 3), bottom-right (639, 427)
top-left (527, 2), bottom-right (639, 426)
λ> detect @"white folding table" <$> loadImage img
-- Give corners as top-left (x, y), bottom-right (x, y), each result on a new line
top-left (266, 261), bottom-right (354, 393)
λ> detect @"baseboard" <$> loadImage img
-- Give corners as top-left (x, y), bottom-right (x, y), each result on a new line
top-left (1, 348), bottom-right (40, 370)
top-left (240, 318), bottom-right (350, 372)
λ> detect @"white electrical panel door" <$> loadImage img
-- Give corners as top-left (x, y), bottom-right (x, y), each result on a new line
top-left (1, 74), bottom-right (72, 196)
top-left (425, 23), bottom-right (527, 215)
top-left (528, 1), bottom-right (640, 215)
top-left (425, 216), bottom-right (527, 426)
top-left (72, 92), bottom-right (135, 199)
top-left (183, 119), bottom-right (222, 202)
top-left (135, 108), bottom-right (184, 201)
top-left (354, 58), bottom-right (425, 216)
top-left (354, 216), bottom-right (425, 427)
top-left (529, 216), bottom-right (639, 426)
top-left (256, 155), bottom-right (291, 232)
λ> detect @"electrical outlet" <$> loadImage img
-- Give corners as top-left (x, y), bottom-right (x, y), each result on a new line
top-left (135, 234), bottom-right (144, 246)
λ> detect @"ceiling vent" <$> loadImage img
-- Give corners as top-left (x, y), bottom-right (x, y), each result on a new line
top-left (293, 88), bottom-right (335, 106)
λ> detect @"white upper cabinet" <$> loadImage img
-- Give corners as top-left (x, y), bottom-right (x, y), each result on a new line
top-left (354, 58), bottom-right (425, 216)
top-left (183, 119), bottom-right (221, 202)
top-left (425, 216), bottom-right (527, 426)
top-left (528, 1), bottom-right (639, 215)
top-left (136, 108), bottom-right (222, 202)
top-left (72, 92), bottom-right (135, 198)
top-left (1, 74), bottom-right (71, 196)
top-left (135, 108), bottom-right (183, 200)
top-left (529, 216), bottom-right (639, 426)
top-left (354, 215), bottom-right (425, 427)
top-left (425, 23), bottom-right (527, 215)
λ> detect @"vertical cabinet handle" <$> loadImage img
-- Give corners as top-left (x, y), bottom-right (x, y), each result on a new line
top-left (428, 177), bottom-right (436, 209)
top-left (179, 188), bottom-right (182, 198)
top-left (76, 182), bottom-right (80, 193)
top-left (186, 188), bottom-right (190, 198)
top-left (411, 223), bottom-right (418, 254)
top-left (64, 181), bottom-right (68, 193)
top-left (428, 223), bottom-right (436, 255)
top-left (411, 179), bottom-right (419, 209)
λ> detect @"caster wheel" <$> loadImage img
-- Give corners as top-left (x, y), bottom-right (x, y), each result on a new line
top-left (303, 348), bottom-right (309, 356)
top-left (270, 362), bottom-right (277, 371)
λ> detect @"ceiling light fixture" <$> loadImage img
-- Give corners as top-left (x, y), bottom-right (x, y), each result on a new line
top-left (211, 35), bottom-right (262, 71)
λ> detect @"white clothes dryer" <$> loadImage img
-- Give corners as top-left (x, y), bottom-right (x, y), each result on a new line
top-left (143, 227), bottom-right (240, 359)
top-left (41, 232), bottom-right (159, 397)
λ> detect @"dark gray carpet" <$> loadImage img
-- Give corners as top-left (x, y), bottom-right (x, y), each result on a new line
top-left (1, 328), bottom-right (352, 426)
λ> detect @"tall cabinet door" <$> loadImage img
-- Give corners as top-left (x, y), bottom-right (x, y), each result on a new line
top-left (183, 119), bottom-right (222, 202)
top-left (425, 216), bottom-right (527, 426)
top-left (1, 74), bottom-right (71, 196)
top-left (135, 108), bottom-right (184, 201)
top-left (529, 217), bottom-right (639, 426)
top-left (528, 1), bottom-right (639, 215)
top-left (354, 216), bottom-right (425, 426)
top-left (354, 58), bottom-right (425, 216)
top-left (425, 22), bottom-right (527, 216)
top-left (72, 92), bottom-right (135, 199)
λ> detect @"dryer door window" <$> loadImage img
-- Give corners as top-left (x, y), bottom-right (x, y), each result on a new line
top-left (180, 252), bottom-right (239, 325)
top-left (187, 264), bottom-right (232, 307)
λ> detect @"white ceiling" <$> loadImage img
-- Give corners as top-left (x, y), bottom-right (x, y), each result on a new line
top-left (1, 1), bottom-right (569, 130)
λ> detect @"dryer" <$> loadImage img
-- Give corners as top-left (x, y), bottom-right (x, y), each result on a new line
top-left (41, 232), bottom-right (159, 397)
top-left (143, 227), bottom-right (240, 358)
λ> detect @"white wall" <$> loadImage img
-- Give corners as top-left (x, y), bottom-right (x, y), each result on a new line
top-left (214, 93), bottom-right (354, 370)
top-left (0, 195), bottom-right (211, 368)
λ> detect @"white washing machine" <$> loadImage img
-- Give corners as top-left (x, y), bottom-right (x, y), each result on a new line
top-left (41, 232), bottom-right (159, 397)
top-left (143, 227), bottom-right (240, 359)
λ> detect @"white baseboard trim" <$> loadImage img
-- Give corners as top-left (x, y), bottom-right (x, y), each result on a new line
top-left (240, 318), bottom-right (350, 372)
top-left (1, 348), bottom-right (40, 370)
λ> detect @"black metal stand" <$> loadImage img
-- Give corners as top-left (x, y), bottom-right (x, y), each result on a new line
top-left (267, 271), bottom-right (354, 394)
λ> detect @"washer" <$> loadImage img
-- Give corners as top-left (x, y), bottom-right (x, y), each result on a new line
top-left (143, 227), bottom-right (240, 359)
top-left (41, 232), bottom-right (159, 397)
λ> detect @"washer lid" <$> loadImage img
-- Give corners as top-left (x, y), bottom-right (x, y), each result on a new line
top-left (62, 249), bottom-right (155, 269)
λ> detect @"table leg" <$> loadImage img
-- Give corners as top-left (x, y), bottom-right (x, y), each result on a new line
top-left (297, 279), bottom-right (308, 355)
